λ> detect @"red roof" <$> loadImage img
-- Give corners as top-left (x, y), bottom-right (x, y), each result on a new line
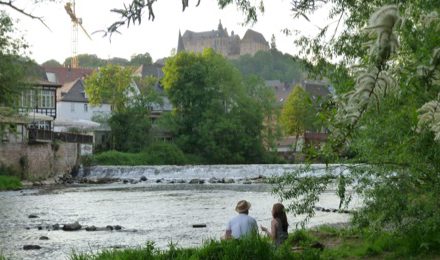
top-left (43, 66), bottom-right (95, 85)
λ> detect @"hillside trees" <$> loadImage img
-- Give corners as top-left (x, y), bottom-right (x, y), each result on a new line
top-left (231, 50), bottom-right (304, 83)
top-left (162, 49), bottom-right (267, 163)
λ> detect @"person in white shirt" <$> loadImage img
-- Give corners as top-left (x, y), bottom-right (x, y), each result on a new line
top-left (223, 200), bottom-right (258, 239)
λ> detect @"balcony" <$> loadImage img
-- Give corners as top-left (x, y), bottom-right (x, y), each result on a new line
top-left (28, 129), bottom-right (93, 144)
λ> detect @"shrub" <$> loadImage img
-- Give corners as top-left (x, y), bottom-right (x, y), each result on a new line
top-left (92, 151), bottom-right (144, 166)
top-left (142, 142), bottom-right (187, 165)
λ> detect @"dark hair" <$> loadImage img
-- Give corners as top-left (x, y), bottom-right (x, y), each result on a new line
top-left (272, 203), bottom-right (288, 232)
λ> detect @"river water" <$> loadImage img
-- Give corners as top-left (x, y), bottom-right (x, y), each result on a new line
top-left (0, 164), bottom-right (358, 260)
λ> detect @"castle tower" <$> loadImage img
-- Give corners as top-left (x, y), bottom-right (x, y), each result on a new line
top-left (177, 30), bottom-right (185, 53)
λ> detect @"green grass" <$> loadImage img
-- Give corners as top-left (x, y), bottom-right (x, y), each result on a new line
top-left (0, 175), bottom-right (22, 191)
top-left (69, 228), bottom-right (440, 260)
top-left (70, 235), bottom-right (298, 260)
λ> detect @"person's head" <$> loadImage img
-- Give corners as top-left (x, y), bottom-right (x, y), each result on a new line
top-left (272, 203), bottom-right (288, 232)
top-left (235, 200), bottom-right (251, 214)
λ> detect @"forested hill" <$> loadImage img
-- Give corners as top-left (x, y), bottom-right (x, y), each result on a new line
top-left (42, 53), bottom-right (154, 68)
top-left (230, 50), bottom-right (305, 84)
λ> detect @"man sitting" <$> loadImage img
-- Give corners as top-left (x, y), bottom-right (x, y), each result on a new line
top-left (223, 200), bottom-right (258, 239)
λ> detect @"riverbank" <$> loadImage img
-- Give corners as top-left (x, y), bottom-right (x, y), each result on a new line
top-left (69, 225), bottom-right (440, 259)
top-left (0, 175), bottom-right (22, 191)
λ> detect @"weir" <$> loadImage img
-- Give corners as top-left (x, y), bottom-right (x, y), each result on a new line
top-left (79, 164), bottom-right (348, 182)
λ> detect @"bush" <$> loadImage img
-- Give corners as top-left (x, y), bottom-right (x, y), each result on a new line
top-left (142, 142), bottom-right (187, 165)
top-left (92, 151), bottom-right (144, 166)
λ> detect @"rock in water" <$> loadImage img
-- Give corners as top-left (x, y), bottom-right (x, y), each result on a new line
top-left (52, 223), bottom-right (60, 230)
top-left (85, 226), bottom-right (97, 231)
top-left (62, 221), bottom-right (82, 231)
top-left (28, 214), bottom-right (38, 218)
top-left (192, 224), bottom-right (207, 228)
top-left (39, 236), bottom-right (49, 240)
top-left (23, 245), bottom-right (41, 250)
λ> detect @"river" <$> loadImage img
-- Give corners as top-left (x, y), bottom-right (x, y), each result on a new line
top-left (0, 164), bottom-right (358, 260)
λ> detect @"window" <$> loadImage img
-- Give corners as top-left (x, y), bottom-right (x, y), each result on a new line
top-left (84, 103), bottom-right (88, 112)
top-left (21, 89), bottom-right (36, 108)
top-left (38, 90), bottom-right (55, 108)
top-left (71, 103), bottom-right (75, 112)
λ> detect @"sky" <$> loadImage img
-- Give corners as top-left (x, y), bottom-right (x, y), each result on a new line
top-left (2, 0), bottom-right (331, 65)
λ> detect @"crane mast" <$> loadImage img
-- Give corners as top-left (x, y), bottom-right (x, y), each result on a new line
top-left (64, 0), bottom-right (91, 68)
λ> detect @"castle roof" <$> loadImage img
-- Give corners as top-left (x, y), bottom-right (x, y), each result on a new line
top-left (241, 29), bottom-right (268, 44)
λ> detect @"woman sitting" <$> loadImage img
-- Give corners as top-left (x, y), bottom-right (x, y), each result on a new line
top-left (260, 203), bottom-right (288, 246)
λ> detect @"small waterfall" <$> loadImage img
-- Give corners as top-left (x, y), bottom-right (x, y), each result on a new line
top-left (79, 164), bottom-right (344, 182)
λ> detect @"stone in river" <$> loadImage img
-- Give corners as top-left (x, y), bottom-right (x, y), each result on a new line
top-left (192, 224), bottom-right (207, 228)
top-left (114, 225), bottom-right (122, 230)
top-left (23, 245), bottom-right (41, 250)
top-left (28, 214), bottom-right (38, 218)
top-left (39, 236), bottom-right (49, 240)
top-left (189, 179), bottom-right (205, 184)
top-left (52, 223), bottom-right (60, 230)
top-left (85, 226), bottom-right (97, 231)
top-left (62, 221), bottom-right (82, 231)
top-left (140, 176), bottom-right (147, 181)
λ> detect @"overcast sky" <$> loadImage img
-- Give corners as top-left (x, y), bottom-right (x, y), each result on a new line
top-left (2, 0), bottom-right (331, 64)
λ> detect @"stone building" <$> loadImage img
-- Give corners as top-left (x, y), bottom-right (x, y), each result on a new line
top-left (177, 21), bottom-right (269, 58)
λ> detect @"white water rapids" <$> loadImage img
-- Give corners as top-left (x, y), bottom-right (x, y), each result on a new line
top-left (0, 164), bottom-right (358, 260)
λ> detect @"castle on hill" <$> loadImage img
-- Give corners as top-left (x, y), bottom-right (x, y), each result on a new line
top-left (177, 20), bottom-right (269, 58)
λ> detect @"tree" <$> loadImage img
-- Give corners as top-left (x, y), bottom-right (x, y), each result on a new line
top-left (41, 59), bottom-right (61, 67)
top-left (109, 104), bottom-right (151, 152)
top-left (279, 86), bottom-right (315, 151)
top-left (129, 52), bottom-right (152, 66)
top-left (108, 57), bottom-right (129, 66)
top-left (271, 1), bottom-right (440, 253)
top-left (64, 54), bottom-right (105, 68)
top-left (230, 50), bottom-right (304, 83)
top-left (162, 49), bottom-right (266, 163)
top-left (243, 75), bottom-right (281, 151)
top-left (270, 34), bottom-right (276, 50)
top-left (0, 11), bottom-right (29, 108)
top-left (84, 64), bottom-right (135, 112)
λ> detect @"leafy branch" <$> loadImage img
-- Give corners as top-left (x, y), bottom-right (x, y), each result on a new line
top-left (0, 1), bottom-right (51, 31)
top-left (103, 0), bottom-right (262, 38)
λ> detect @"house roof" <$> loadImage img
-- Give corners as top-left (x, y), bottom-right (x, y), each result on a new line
top-left (302, 81), bottom-right (330, 98)
top-left (241, 29), bottom-right (268, 44)
top-left (134, 64), bottom-right (164, 79)
top-left (30, 79), bottom-right (62, 88)
top-left (43, 66), bottom-right (95, 85)
top-left (265, 80), bottom-right (292, 103)
top-left (57, 79), bottom-right (88, 103)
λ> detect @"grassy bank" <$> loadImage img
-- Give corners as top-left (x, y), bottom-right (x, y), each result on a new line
top-left (0, 175), bottom-right (22, 191)
top-left (70, 226), bottom-right (440, 259)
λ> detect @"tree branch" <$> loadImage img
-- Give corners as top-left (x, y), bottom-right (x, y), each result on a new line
top-left (0, 1), bottom-right (51, 31)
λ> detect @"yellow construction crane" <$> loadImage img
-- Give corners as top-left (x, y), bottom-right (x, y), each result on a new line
top-left (64, 0), bottom-right (92, 68)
